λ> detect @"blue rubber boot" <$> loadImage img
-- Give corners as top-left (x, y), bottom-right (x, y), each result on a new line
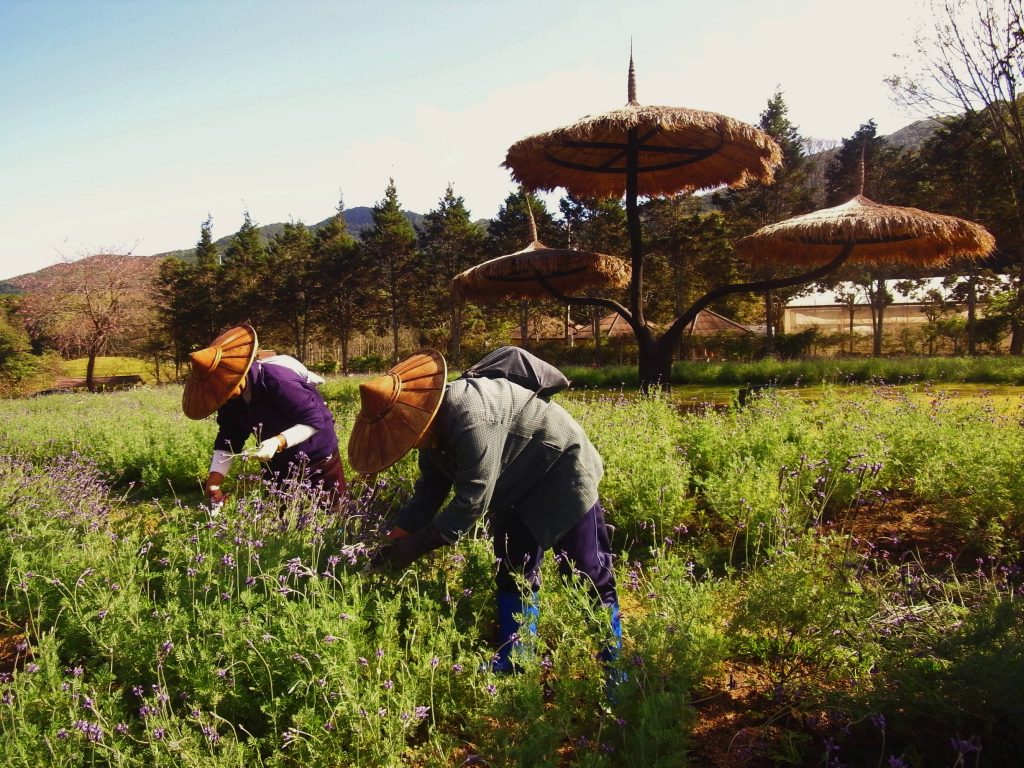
top-left (491, 590), bottom-right (539, 674)
top-left (600, 601), bottom-right (626, 701)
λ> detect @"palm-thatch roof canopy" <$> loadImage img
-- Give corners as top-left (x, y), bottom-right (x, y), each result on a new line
top-left (450, 241), bottom-right (631, 302)
top-left (503, 60), bottom-right (781, 200)
top-left (735, 195), bottom-right (996, 267)
top-left (573, 312), bottom-right (645, 340)
top-left (687, 308), bottom-right (755, 336)
top-left (504, 106), bottom-right (782, 199)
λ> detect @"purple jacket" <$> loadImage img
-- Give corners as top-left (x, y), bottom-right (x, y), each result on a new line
top-left (214, 361), bottom-right (339, 476)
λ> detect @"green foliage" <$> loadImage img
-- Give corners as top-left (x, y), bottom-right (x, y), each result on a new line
top-left (418, 185), bottom-right (487, 363)
top-left (562, 392), bottom-right (696, 549)
top-left (0, 388), bottom-right (213, 496)
top-left (61, 356), bottom-right (156, 382)
top-left (361, 180), bottom-right (420, 361)
top-left (729, 536), bottom-right (880, 691)
top-left (0, 306), bottom-right (44, 396)
top-left (3, 382), bottom-right (1024, 764)
top-left (562, 355), bottom-right (1024, 389)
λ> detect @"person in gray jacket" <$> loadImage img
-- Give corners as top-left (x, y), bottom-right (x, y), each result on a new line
top-left (347, 348), bottom-right (622, 676)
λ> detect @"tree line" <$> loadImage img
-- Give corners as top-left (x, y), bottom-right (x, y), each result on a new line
top-left (2, 86), bottom-right (1024, 392)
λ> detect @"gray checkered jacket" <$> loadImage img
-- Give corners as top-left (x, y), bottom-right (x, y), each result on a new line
top-left (394, 377), bottom-right (604, 548)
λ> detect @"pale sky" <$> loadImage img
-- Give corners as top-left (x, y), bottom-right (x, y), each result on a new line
top-left (0, 0), bottom-right (928, 281)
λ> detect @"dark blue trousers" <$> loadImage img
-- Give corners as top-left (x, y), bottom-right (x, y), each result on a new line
top-left (492, 501), bottom-right (618, 607)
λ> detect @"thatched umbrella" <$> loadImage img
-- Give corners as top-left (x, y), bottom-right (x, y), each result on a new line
top-left (503, 58), bottom-right (781, 200)
top-left (450, 200), bottom-right (630, 349)
top-left (735, 195), bottom-right (996, 267)
top-left (500, 55), bottom-right (783, 390)
top-left (451, 196), bottom-right (630, 302)
top-left (450, 239), bottom-right (630, 302)
top-left (734, 194), bottom-right (996, 356)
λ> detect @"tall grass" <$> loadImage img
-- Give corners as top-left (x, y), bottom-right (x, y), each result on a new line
top-left (2, 383), bottom-right (1024, 764)
top-left (563, 355), bottom-right (1024, 388)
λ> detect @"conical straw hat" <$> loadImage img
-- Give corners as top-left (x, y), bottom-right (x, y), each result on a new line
top-left (347, 349), bottom-right (447, 475)
top-left (182, 324), bottom-right (258, 420)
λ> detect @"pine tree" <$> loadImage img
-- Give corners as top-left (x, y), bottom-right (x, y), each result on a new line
top-left (361, 180), bottom-right (419, 362)
top-left (222, 211), bottom-right (269, 327)
top-left (714, 89), bottom-right (817, 350)
top-left (192, 215), bottom-right (222, 340)
top-left (418, 184), bottom-right (486, 362)
top-left (266, 221), bottom-right (317, 360)
top-left (314, 194), bottom-right (366, 372)
top-left (824, 120), bottom-right (905, 205)
top-left (195, 215), bottom-right (219, 269)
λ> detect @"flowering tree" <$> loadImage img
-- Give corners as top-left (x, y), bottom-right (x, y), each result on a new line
top-left (17, 253), bottom-right (158, 390)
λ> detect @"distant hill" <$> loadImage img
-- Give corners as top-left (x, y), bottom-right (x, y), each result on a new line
top-left (884, 118), bottom-right (943, 151)
top-left (799, 119), bottom-right (943, 206)
top-left (152, 206), bottom-right (427, 264)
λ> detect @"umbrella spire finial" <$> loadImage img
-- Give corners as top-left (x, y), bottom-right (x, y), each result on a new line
top-left (523, 189), bottom-right (539, 242)
top-left (627, 45), bottom-right (637, 105)
top-left (857, 143), bottom-right (866, 197)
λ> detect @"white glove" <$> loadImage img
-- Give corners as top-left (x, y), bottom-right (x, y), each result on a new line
top-left (209, 450), bottom-right (234, 476)
top-left (254, 435), bottom-right (284, 462)
top-left (280, 423), bottom-right (317, 448)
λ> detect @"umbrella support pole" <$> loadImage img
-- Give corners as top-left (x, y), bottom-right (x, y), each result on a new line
top-left (625, 127), bottom-right (645, 329)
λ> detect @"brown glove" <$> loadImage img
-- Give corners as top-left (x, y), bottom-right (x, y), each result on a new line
top-left (205, 472), bottom-right (226, 505)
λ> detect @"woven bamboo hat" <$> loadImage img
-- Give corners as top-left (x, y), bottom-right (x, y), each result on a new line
top-left (347, 349), bottom-right (447, 475)
top-left (182, 324), bottom-right (258, 420)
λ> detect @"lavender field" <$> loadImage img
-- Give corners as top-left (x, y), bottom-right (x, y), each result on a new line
top-left (0, 381), bottom-right (1022, 766)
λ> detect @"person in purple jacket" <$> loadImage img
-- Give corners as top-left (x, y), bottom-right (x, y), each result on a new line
top-left (182, 324), bottom-right (346, 509)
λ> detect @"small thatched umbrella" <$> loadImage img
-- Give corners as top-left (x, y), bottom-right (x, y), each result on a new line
top-left (735, 195), bottom-right (996, 267)
top-left (450, 200), bottom-right (630, 302)
top-left (450, 240), bottom-right (630, 302)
